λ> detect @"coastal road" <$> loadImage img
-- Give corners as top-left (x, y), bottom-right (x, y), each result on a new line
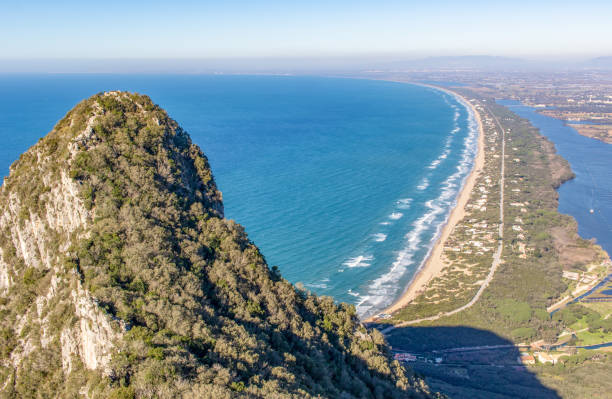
top-left (380, 103), bottom-right (506, 334)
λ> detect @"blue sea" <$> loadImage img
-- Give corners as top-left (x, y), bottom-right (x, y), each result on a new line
top-left (0, 75), bottom-right (477, 317)
top-left (499, 100), bottom-right (612, 256)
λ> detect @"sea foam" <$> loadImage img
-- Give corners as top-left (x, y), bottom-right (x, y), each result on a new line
top-left (417, 178), bottom-right (429, 191)
top-left (373, 233), bottom-right (387, 242)
top-left (343, 255), bottom-right (374, 268)
top-left (356, 91), bottom-right (479, 318)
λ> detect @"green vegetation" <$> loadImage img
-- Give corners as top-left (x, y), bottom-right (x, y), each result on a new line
top-left (394, 95), bottom-right (609, 346)
top-left (0, 92), bottom-right (435, 398)
top-left (384, 89), bottom-right (612, 399)
top-left (535, 352), bottom-right (612, 399)
top-left (554, 304), bottom-right (612, 345)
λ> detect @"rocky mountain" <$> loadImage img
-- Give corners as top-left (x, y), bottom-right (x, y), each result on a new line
top-left (0, 92), bottom-right (435, 398)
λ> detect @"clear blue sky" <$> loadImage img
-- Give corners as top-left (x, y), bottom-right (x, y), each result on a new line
top-left (1, 0), bottom-right (611, 59)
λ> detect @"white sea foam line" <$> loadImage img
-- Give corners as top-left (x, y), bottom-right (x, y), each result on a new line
top-left (442, 95), bottom-right (461, 123)
top-left (417, 178), bottom-right (429, 191)
top-left (428, 159), bottom-right (441, 170)
top-left (389, 212), bottom-right (403, 220)
top-left (347, 289), bottom-right (360, 297)
top-left (343, 255), bottom-right (374, 268)
top-left (373, 233), bottom-right (387, 242)
top-left (356, 91), bottom-right (479, 317)
top-left (428, 119), bottom-right (457, 170)
top-left (305, 282), bottom-right (328, 289)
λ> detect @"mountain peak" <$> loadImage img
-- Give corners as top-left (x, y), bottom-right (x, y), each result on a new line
top-left (0, 92), bottom-right (433, 398)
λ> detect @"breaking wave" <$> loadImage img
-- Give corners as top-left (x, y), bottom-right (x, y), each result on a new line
top-left (373, 233), bottom-right (387, 242)
top-left (356, 90), bottom-right (479, 318)
top-left (343, 255), bottom-right (374, 269)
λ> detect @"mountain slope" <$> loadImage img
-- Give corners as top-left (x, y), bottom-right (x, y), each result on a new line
top-left (0, 91), bottom-right (434, 398)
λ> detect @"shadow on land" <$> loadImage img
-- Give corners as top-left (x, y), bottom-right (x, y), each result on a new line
top-left (382, 325), bottom-right (561, 399)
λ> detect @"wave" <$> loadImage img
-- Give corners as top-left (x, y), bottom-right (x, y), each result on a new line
top-left (343, 255), bottom-right (374, 268)
top-left (373, 233), bottom-right (387, 242)
top-left (305, 282), bottom-right (328, 289)
top-left (428, 118), bottom-right (457, 171)
top-left (427, 159), bottom-right (441, 170)
top-left (442, 95), bottom-right (460, 123)
top-left (389, 212), bottom-right (403, 220)
top-left (417, 178), bottom-right (429, 191)
top-left (356, 91), bottom-right (479, 318)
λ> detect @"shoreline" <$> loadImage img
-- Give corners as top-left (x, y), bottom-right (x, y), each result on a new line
top-left (365, 85), bottom-right (485, 321)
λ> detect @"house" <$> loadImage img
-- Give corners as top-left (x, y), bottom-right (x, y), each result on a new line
top-left (518, 354), bottom-right (535, 365)
top-left (535, 352), bottom-right (555, 364)
top-left (562, 271), bottom-right (580, 281)
top-left (394, 353), bottom-right (417, 362)
top-left (581, 274), bottom-right (597, 284)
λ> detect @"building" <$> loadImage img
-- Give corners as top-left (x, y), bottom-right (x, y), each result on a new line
top-left (394, 353), bottom-right (417, 362)
top-left (562, 271), bottom-right (580, 281)
top-left (535, 352), bottom-right (556, 364)
top-left (518, 354), bottom-right (535, 365)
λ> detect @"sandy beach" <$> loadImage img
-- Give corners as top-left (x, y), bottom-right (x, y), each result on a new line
top-left (365, 87), bottom-right (485, 321)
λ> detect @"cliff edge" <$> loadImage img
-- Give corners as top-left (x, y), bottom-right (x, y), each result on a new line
top-left (0, 92), bottom-right (434, 398)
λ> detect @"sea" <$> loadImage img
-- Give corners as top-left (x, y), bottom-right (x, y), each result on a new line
top-left (0, 75), bottom-right (477, 317)
top-left (498, 100), bottom-right (612, 256)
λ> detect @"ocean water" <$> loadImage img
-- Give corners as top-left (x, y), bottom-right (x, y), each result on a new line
top-left (0, 75), bottom-right (477, 317)
top-left (498, 100), bottom-right (612, 255)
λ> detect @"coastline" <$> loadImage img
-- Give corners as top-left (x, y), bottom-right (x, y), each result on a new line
top-left (365, 85), bottom-right (485, 321)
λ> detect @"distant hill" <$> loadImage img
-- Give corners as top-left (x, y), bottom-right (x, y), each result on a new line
top-left (0, 91), bottom-right (436, 398)
top-left (588, 56), bottom-right (612, 69)
top-left (407, 55), bottom-right (527, 69)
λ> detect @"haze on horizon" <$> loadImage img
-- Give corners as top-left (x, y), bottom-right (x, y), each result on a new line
top-left (1, 0), bottom-right (612, 73)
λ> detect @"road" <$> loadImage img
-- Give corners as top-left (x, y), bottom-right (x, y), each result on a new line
top-left (547, 272), bottom-right (612, 313)
top-left (380, 103), bottom-right (506, 334)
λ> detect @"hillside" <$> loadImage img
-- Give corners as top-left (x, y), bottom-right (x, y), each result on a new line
top-left (0, 92), bottom-right (435, 398)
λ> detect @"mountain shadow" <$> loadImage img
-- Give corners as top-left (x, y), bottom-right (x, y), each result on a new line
top-left (383, 326), bottom-right (561, 399)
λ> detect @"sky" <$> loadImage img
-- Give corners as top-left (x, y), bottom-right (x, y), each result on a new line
top-left (1, 0), bottom-right (611, 70)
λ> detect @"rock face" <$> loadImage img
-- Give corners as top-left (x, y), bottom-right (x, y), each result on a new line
top-left (0, 95), bottom-right (131, 396)
top-left (0, 92), bottom-right (434, 398)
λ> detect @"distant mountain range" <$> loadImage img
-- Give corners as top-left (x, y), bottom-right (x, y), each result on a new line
top-left (588, 56), bottom-right (612, 69)
top-left (400, 55), bottom-right (527, 69)
top-left (1, 55), bottom-right (612, 73)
